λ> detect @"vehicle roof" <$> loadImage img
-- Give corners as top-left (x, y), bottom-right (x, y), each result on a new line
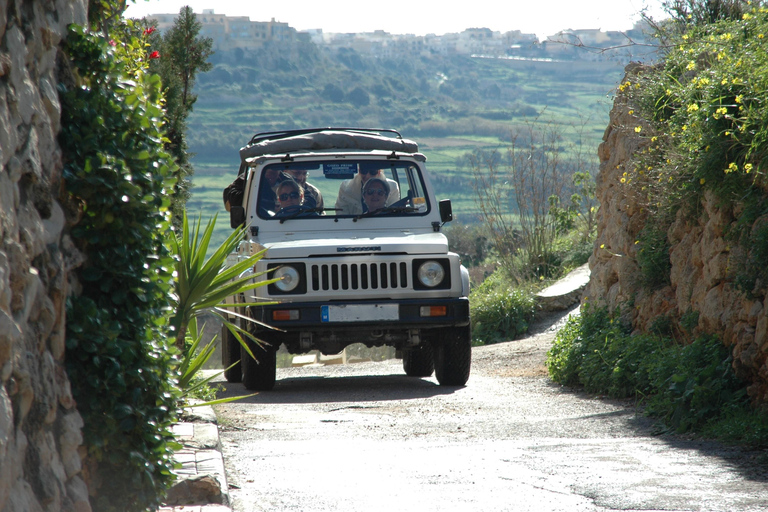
top-left (239, 128), bottom-right (419, 162)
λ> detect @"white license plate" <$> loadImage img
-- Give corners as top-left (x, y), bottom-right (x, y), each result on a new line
top-left (321, 304), bottom-right (399, 322)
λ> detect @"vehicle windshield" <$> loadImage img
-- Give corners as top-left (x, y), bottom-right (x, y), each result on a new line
top-left (255, 160), bottom-right (430, 220)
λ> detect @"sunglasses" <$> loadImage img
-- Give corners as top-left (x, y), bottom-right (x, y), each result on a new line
top-left (360, 169), bottom-right (379, 175)
top-left (278, 192), bottom-right (300, 201)
top-left (365, 189), bottom-right (386, 197)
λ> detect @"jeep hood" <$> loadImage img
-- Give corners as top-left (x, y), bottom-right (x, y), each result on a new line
top-left (261, 233), bottom-right (449, 259)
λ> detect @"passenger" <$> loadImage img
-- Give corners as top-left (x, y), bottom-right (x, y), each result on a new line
top-left (274, 180), bottom-right (318, 218)
top-left (286, 169), bottom-right (323, 211)
top-left (258, 168), bottom-right (288, 216)
top-left (362, 178), bottom-right (389, 214)
top-left (222, 174), bottom-right (244, 212)
top-left (335, 168), bottom-right (400, 215)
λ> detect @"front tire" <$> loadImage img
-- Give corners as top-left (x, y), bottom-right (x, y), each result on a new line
top-left (403, 342), bottom-right (434, 377)
top-left (433, 325), bottom-right (471, 386)
top-left (241, 333), bottom-right (277, 391)
top-left (221, 324), bottom-right (242, 383)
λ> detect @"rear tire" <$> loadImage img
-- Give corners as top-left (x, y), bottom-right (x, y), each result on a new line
top-left (434, 325), bottom-right (471, 386)
top-left (403, 342), bottom-right (434, 377)
top-left (221, 325), bottom-right (242, 383)
top-left (241, 332), bottom-right (277, 391)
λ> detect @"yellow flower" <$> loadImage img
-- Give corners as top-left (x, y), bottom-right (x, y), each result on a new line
top-left (700, 178), bottom-right (706, 185)
top-left (686, 61), bottom-right (696, 70)
top-left (634, 126), bottom-right (642, 133)
top-left (651, 136), bottom-right (658, 142)
top-left (745, 163), bottom-right (753, 174)
top-left (682, 125), bottom-right (688, 131)
top-left (687, 103), bottom-right (699, 112)
top-left (716, 107), bottom-right (727, 116)
top-left (628, 110), bottom-right (634, 115)
top-left (736, 94), bottom-right (743, 104)
top-left (600, 244), bottom-right (605, 249)
top-left (620, 178), bottom-right (626, 183)
top-left (725, 162), bottom-right (739, 174)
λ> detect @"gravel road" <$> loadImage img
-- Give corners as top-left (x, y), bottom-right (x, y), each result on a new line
top-left (213, 305), bottom-right (768, 512)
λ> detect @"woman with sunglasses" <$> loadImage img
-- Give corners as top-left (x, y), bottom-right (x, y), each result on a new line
top-left (362, 178), bottom-right (390, 214)
top-left (273, 179), bottom-right (318, 218)
top-left (335, 166), bottom-right (400, 215)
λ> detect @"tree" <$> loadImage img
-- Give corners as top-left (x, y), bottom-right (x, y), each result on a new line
top-left (146, 7), bottom-right (214, 226)
top-left (348, 86), bottom-right (370, 107)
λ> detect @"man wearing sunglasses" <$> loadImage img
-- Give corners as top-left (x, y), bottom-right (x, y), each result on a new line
top-left (286, 168), bottom-right (324, 211)
top-left (335, 166), bottom-right (400, 215)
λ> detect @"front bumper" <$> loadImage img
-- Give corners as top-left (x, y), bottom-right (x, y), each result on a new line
top-left (249, 297), bottom-right (470, 332)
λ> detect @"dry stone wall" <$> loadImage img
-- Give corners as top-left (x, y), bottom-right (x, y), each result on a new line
top-left (585, 63), bottom-right (768, 407)
top-left (0, 0), bottom-right (91, 511)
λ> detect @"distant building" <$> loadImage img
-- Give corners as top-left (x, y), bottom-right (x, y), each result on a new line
top-left (140, 10), bottom-right (652, 62)
top-left (143, 10), bottom-right (295, 51)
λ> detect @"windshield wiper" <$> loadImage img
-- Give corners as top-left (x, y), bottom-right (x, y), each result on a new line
top-left (278, 206), bottom-right (325, 223)
top-left (353, 205), bottom-right (417, 221)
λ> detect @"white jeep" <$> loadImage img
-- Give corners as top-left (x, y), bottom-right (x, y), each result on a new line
top-left (222, 128), bottom-right (471, 390)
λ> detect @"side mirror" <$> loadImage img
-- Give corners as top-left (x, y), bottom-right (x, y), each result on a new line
top-left (230, 206), bottom-right (245, 228)
top-left (439, 199), bottom-right (453, 223)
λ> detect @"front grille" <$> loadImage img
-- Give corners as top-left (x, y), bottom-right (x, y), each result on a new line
top-left (310, 262), bottom-right (409, 291)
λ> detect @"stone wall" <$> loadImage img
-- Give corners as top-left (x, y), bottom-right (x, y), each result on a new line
top-left (0, 0), bottom-right (91, 511)
top-left (585, 63), bottom-right (768, 407)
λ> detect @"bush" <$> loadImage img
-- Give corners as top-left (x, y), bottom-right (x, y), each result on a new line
top-left (470, 270), bottom-right (536, 345)
top-left (60, 25), bottom-right (179, 511)
top-left (547, 306), bottom-right (764, 444)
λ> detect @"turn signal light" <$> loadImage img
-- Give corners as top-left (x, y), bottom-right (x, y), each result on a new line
top-left (420, 306), bottom-right (447, 317)
top-left (272, 310), bottom-right (300, 321)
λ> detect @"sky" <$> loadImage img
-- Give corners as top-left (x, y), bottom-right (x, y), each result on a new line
top-left (123, 0), bottom-right (669, 40)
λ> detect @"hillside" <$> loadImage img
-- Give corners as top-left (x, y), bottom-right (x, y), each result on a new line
top-left (185, 38), bottom-right (645, 240)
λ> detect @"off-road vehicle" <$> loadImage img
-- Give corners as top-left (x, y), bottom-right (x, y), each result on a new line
top-left (222, 128), bottom-right (471, 390)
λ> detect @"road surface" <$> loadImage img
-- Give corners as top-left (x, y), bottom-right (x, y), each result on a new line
top-left (212, 307), bottom-right (768, 512)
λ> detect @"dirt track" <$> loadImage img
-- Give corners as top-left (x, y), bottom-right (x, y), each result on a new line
top-left (213, 305), bottom-right (768, 512)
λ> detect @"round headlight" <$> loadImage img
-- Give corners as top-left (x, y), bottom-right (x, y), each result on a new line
top-left (417, 260), bottom-right (445, 287)
top-left (274, 265), bottom-right (300, 292)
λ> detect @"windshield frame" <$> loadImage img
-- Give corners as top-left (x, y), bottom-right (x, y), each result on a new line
top-left (253, 158), bottom-right (432, 221)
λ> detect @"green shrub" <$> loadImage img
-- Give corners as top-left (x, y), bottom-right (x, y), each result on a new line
top-left (547, 307), bottom-right (763, 444)
top-left (470, 270), bottom-right (536, 345)
top-left (645, 334), bottom-right (748, 433)
top-left (636, 220), bottom-right (672, 290)
top-left (60, 25), bottom-right (179, 511)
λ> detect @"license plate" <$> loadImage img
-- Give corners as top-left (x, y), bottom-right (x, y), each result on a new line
top-left (321, 304), bottom-right (399, 322)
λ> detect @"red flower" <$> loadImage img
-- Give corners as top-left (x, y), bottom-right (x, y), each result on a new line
top-left (109, 39), bottom-right (117, 46)
top-left (149, 51), bottom-right (160, 59)
top-left (143, 27), bottom-right (156, 36)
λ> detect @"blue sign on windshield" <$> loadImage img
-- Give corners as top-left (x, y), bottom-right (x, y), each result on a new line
top-left (323, 163), bottom-right (357, 176)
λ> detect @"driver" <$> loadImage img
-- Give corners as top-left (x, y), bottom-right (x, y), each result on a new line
top-left (335, 167), bottom-right (399, 215)
top-left (362, 178), bottom-right (389, 214)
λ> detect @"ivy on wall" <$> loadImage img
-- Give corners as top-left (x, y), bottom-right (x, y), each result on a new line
top-left (59, 23), bottom-right (181, 512)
